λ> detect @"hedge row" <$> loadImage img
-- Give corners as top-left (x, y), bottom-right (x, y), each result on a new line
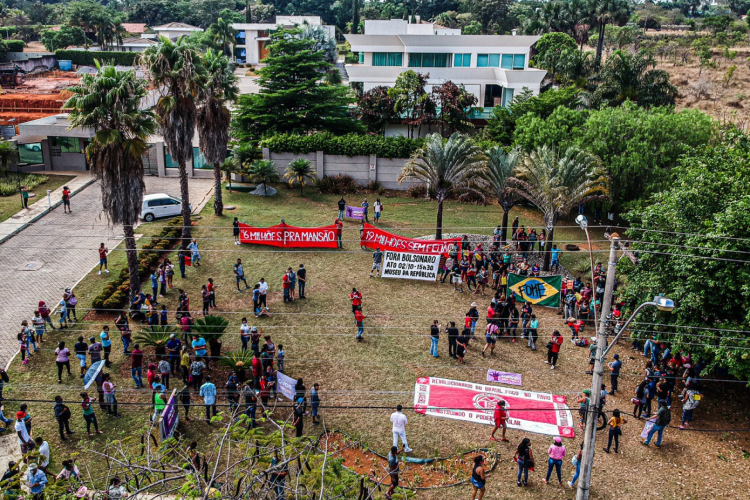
top-left (5, 40), bottom-right (24, 52)
top-left (54, 49), bottom-right (138, 67)
top-left (260, 133), bottom-right (424, 159)
top-left (92, 217), bottom-right (183, 310)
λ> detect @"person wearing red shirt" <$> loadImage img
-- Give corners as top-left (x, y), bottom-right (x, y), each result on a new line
top-left (490, 400), bottom-right (509, 442)
top-left (335, 218), bottom-right (344, 249)
top-left (282, 271), bottom-right (290, 303)
top-left (349, 288), bottom-right (362, 314)
top-left (547, 330), bottom-right (563, 369)
top-left (98, 243), bottom-right (109, 275)
top-left (62, 186), bottom-right (71, 213)
top-left (354, 309), bottom-right (366, 341)
top-left (252, 352), bottom-right (263, 390)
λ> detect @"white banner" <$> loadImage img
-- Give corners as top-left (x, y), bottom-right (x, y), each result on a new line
top-left (382, 251), bottom-right (440, 281)
top-left (277, 371), bottom-right (296, 401)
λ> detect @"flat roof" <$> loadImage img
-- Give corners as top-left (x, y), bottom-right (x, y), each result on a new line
top-left (346, 34), bottom-right (540, 49)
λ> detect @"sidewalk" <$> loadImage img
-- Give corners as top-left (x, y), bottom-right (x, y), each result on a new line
top-left (0, 171), bottom-right (95, 244)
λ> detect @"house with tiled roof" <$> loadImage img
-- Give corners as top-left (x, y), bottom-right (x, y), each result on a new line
top-left (150, 22), bottom-right (203, 41)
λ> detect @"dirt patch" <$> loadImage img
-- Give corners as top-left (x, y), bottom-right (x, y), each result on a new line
top-left (320, 431), bottom-right (495, 489)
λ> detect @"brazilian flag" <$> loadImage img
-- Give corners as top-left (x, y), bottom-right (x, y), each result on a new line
top-left (508, 274), bottom-right (562, 307)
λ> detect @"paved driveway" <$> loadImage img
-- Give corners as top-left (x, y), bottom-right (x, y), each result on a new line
top-left (0, 176), bottom-right (213, 366)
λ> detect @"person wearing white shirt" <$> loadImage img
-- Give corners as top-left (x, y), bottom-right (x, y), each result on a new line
top-left (258, 279), bottom-right (269, 309)
top-left (389, 405), bottom-right (413, 453)
top-left (35, 438), bottom-right (50, 469)
top-left (15, 412), bottom-right (31, 453)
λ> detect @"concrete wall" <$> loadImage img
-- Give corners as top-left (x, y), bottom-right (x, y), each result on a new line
top-left (264, 149), bottom-right (422, 191)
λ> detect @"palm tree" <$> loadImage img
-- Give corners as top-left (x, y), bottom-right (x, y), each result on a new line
top-left (397, 133), bottom-right (488, 239)
top-left (209, 17), bottom-right (236, 57)
top-left (65, 63), bottom-right (156, 301)
top-left (591, 0), bottom-right (632, 68)
top-left (140, 37), bottom-right (205, 246)
top-left (284, 158), bottom-right (318, 196)
top-left (592, 50), bottom-right (677, 107)
top-left (197, 48), bottom-right (238, 216)
top-left (485, 146), bottom-right (521, 244)
top-left (509, 145), bottom-right (609, 271)
top-left (248, 159), bottom-right (279, 195)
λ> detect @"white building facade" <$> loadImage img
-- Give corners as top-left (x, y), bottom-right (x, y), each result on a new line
top-left (345, 20), bottom-right (546, 114)
top-left (231, 16), bottom-right (335, 65)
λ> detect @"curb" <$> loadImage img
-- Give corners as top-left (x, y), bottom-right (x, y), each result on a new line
top-left (0, 177), bottom-right (96, 245)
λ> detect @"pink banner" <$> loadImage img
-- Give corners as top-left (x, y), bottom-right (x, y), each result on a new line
top-left (486, 369), bottom-right (523, 386)
top-left (414, 377), bottom-right (575, 438)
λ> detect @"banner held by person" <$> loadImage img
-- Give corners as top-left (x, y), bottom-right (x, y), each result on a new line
top-left (83, 360), bottom-right (105, 390)
top-left (277, 371), bottom-right (296, 401)
top-left (486, 369), bottom-right (523, 386)
top-left (345, 205), bottom-right (365, 220)
top-left (507, 274), bottom-right (562, 307)
top-left (382, 251), bottom-right (441, 281)
top-left (414, 376), bottom-right (575, 438)
top-left (160, 389), bottom-right (179, 440)
top-left (360, 223), bottom-right (461, 255)
top-left (238, 222), bottom-right (338, 249)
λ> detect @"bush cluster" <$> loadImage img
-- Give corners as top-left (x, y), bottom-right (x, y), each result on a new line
top-left (92, 217), bottom-right (182, 310)
top-left (317, 174), bottom-right (359, 194)
top-left (5, 40), bottom-right (24, 52)
top-left (0, 173), bottom-right (49, 197)
top-left (260, 133), bottom-right (423, 159)
top-left (54, 49), bottom-right (138, 67)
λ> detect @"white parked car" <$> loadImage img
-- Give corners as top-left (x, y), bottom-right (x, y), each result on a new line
top-left (140, 193), bottom-right (190, 222)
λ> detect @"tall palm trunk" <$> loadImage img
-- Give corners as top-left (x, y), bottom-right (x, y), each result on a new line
top-left (542, 226), bottom-right (555, 272)
top-left (123, 224), bottom-right (141, 302)
top-left (436, 198), bottom-right (444, 240)
top-left (179, 160), bottom-right (191, 247)
top-left (501, 208), bottom-right (510, 245)
top-left (213, 160), bottom-right (223, 216)
top-left (595, 22), bottom-right (606, 68)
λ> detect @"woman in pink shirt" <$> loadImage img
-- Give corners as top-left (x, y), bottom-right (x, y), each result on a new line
top-left (543, 437), bottom-right (566, 485)
top-left (55, 341), bottom-right (72, 383)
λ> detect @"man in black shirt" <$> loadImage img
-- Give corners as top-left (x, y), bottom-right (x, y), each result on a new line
top-left (293, 398), bottom-right (305, 437)
top-left (446, 321), bottom-right (459, 359)
top-left (297, 264), bottom-right (307, 299)
top-left (337, 197), bottom-right (346, 219)
top-left (429, 320), bottom-right (440, 358)
top-left (466, 303), bottom-right (479, 339)
top-left (73, 336), bottom-right (88, 378)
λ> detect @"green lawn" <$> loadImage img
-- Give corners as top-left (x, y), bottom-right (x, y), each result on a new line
top-left (4, 186), bottom-right (644, 498)
top-left (0, 174), bottom-right (74, 223)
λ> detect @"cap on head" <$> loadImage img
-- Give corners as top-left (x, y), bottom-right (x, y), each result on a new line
top-left (16, 411), bottom-right (25, 419)
top-left (554, 437), bottom-right (562, 443)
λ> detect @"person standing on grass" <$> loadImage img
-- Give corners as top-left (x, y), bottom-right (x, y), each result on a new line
top-left (200, 375), bottom-right (217, 423)
top-left (297, 264), bottom-right (307, 299)
top-left (258, 278), bottom-right (268, 309)
top-left (150, 270), bottom-right (159, 306)
top-left (335, 218), bottom-right (343, 249)
top-left (233, 217), bottom-right (241, 245)
top-left (98, 243), bottom-right (109, 275)
top-left (527, 314), bottom-right (539, 350)
top-left (370, 248), bottom-right (383, 278)
top-left (608, 354), bottom-right (622, 394)
top-left (354, 308), bottom-right (366, 341)
top-left (32, 310), bottom-right (45, 345)
top-left (131, 344), bottom-right (143, 388)
top-left (102, 374), bottom-right (120, 418)
top-left (178, 249), bottom-right (188, 279)
top-left (180, 347), bottom-right (190, 383)
top-left (187, 238), bottom-right (201, 267)
top-left (190, 357), bottom-right (206, 390)
top-left (240, 318), bottom-right (251, 351)
top-left (543, 437), bottom-right (566, 485)
top-left (546, 330), bottom-right (563, 369)
top-left (165, 260), bottom-right (175, 288)
top-left (115, 311), bottom-right (131, 354)
top-left (490, 400), bottom-right (509, 442)
top-left (201, 285), bottom-right (210, 315)
top-left (282, 269), bottom-right (291, 303)
top-left (38, 301), bottom-right (55, 332)
top-left (233, 258), bottom-right (250, 292)
top-left (55, 341), bottom-right (71, 383)
top-left (456, 329), bottom-right (469, 364)
top-left (514, 438), bottom-right (534, 487)
top-left (642, 400), bottom-right (670, 447)
top-left (374, 198), bottom-right (383, 223)
top-left (466, 303), bottom-right (479, 339)
top-left (310, 382), bottom-right (321, 425)
top-left (385, 446), bottom-right (402, 500)
top-left (179, 382), bottom-right (192, 421)
top-left (390, 405), bottom-right (413, 452)
top-left (26, 462), bottom-right (47, 500)
top-left (288, 267), bottom-right (297, 301)
top-left (62, 185), bottom-right (71, 212)
top-left (482, 322), bottom-right (498, 357)
top-left (470, 455), bottom-right (487, 500)
top-left (603, 409), bottom-right (626, 453)
top-left (158, 267), bottom-right (167, 297)
top-left (88, 336), bottom-right (102, 367)
top-left (21, 185), bottom-right (29, 209)
top-left (15, 410), bottom-right (31, 453)
top-left (446, 321), bottom-right (459, 359)
top-left (167, 334), bottom-right (181, 375)
top-left (80, 392), bottom-right (103, 436)
top-left (337, 197), bottom-right (346, 220)
top-left (429, 320), bottom-right (440, 358)
top-left (349, 288), bottom-right (362, 314)
top-left (361, 198), bottom-right (369, 223)
top-left (101, 326), bottom-right (112, 368)
top-left (158, 357), bottom-right (171, 390)
top-left (292, 397), bottom-right (305, 437)
top-left (73, 336), bottom-right (87, 379)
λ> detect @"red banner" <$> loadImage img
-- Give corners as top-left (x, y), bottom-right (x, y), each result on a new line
top-left (360, 223), bottom-right (461, 255)
top-left (238, 222), bottom-right (338, 249)
top-left (414, 377), bottom-right (575, 438)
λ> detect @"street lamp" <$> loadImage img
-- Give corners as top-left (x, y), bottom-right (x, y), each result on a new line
top-left (574, 214), bottom-right (598, 331)
top-left (576, 294), bottom-right (675, 500)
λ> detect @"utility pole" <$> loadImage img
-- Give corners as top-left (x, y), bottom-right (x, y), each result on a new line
top-left (576, 235), bottom-right (619, 500)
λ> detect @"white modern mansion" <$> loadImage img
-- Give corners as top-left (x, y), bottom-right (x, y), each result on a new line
top-left (345, 19), bottom-right (546, 113)
top-left (231, 16), bottom-right (335, 65)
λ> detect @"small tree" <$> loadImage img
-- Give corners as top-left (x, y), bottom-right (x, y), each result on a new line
top-left (284, 158), bottom-right (318, 196)
top-left (532, 32), bottom-right (578, 83)
top-left (692, 38), bottom-right (713, 75)
top-left (356, 86), bottom-right (397, 134)
top-left (248, 159), bottom-right (279, 195)
top-left (388, 70), bottom-right (436, 139)
top-left (41, 25), bottom-right (86, 52)
top-left (431, 81), bottom-right (478, 137)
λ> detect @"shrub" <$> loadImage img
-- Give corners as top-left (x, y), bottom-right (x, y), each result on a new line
top-left (407, 184), bottom-right (427, 199)
top-left (367, 180), bottom-right (385, 195)
top-left (54, 49), bottom-right (138, 66)
top-left (318, 174), bottom-right (359, 194)
top-left (5, 40), bottom-right (24, 52)
top-left (0, 174), bottom-right (49, 196)
top-left (260, 133), bottom-right (423, 159)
